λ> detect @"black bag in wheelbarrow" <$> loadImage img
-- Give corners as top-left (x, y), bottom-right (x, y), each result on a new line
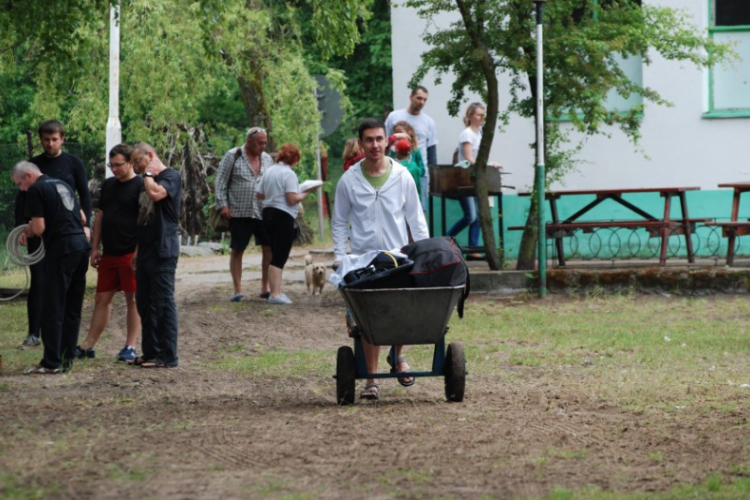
top-left (401, 236), bottom-right (470, 318)
top-left (342, 251), bottom-right (414, 290)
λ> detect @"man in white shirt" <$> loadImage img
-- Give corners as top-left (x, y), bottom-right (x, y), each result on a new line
top-left (385, 86), bottom-right (438, 210)
top-left (332, 118), bottom-right (429, 400)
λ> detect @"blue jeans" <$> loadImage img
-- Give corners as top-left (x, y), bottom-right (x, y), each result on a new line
top-left (136, 254), bottom-right (179, 366)
top-left (447, 196), bottom-right (480, 247)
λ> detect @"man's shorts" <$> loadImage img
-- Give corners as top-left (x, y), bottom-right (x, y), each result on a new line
top-left (230, 217), bottom-right (270, 251)
top-left (96, 253), bottom-right (137, 293)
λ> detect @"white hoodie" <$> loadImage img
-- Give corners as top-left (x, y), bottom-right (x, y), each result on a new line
top-left (332, 158), bottom-right (429, 262)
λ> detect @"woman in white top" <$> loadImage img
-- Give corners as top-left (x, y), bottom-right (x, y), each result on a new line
top-left (446, 103), bottom-right (485, 255)
top-left (256, 143), bottom-right (315, 305)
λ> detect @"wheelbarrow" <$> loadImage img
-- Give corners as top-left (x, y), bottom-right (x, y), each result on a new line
top-left (335, 285), bottom-right (467, 405)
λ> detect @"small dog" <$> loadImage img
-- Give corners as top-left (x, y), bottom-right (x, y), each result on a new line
top-left (305, 254), bottom-right (327, 295)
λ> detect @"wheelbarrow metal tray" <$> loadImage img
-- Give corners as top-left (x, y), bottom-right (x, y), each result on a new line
top-left (340, 286), bottom-right (465, 346)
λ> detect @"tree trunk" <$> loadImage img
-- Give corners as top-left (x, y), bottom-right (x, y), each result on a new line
top-left (516, 192), bottom-right (539, 270)
top-left (294, 212), bottom-right (315, 246)
top-left (455, 0), bottom-right (502, 270)
top-left (237, 70), bottom-right (275, 152)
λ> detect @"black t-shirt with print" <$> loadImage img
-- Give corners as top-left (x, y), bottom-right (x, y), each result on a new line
top-left (137, 168), bottom-right (182, 259)
top-left (30, 151), bottom-right (92, 226)
top-left (25, 175), bottom-right (90, 257)
top-left (99, 175), bottom-right (144, 256)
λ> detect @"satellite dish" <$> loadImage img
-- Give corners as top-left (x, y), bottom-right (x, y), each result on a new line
top-left (314, 75), bottom-right (344, 139)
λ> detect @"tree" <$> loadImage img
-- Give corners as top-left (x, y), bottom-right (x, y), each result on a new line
top-left (0, 0), bottom-right (379, 239)
top-left (405, 0), bottom-right (733, 270)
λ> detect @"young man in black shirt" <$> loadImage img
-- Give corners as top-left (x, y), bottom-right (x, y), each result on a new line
top-left (15, 120), bottom-right (92, 349)
top-left (12, 161), bottom-right (91, 374)
top-left (129, 142), bottom-right (182, 368)
top-left (76, 144), bottom-right (143, 362)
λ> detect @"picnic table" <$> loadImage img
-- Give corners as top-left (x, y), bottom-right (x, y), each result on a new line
top-left (515, 187), bottom-right (708, 267)
top-left (704, 182), bottom-right (750, 266)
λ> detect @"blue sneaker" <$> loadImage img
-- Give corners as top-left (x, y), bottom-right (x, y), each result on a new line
top-left (117, 345), bottom-right (137, 363)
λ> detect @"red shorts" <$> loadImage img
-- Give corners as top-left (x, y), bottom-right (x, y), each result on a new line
top-left (96, 253), bottom-right (137, 293)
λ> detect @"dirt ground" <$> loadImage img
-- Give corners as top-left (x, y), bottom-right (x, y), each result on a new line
top-left (1, 251), bottom-right (748, 499)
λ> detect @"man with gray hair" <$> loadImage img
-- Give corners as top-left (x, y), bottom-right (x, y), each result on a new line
top-left (129, 143), bottom-right (182, 368)
top-left (214, 127), bottom-right (273, 302)
top-left (12, 161), bottom-right (90, 374)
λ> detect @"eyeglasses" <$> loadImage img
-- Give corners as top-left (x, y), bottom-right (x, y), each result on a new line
top-left (107, 162), bottom-right (128, 169)
top-left (131, 154), bottom-right (148, 166)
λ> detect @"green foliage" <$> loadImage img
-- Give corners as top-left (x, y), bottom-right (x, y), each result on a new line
top-left (406, 0), bottom-right (734, 167)
top-left (315, 0), bottom-right (394, 163)
top-left (309, 0), bottom-right (374, 60)
top-left (0, 0), bottom-right (382, 186)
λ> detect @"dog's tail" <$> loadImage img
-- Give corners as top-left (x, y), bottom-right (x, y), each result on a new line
top-left (304, 253), bottom-right (313, 266)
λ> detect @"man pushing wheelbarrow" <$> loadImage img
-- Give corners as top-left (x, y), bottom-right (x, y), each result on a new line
top-left (332, 118), bottom-right (468, 403)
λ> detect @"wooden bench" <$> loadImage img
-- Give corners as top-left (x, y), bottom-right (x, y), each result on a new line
top-left (509, 219), bottom-right (710, 264)
top-left (703, 221), bottom-right (750, 265)
top-left (511, 219), bottom-right (709, 235)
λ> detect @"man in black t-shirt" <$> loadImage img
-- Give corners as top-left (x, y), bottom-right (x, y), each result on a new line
top-left (15, 119), bottom-right (92, 349)
top-left (12, 161), bottom-right (91, 374)
top-left (129, 142), bottom-right (182, 369)
top-left (76, 144), bottom-right (144, 362)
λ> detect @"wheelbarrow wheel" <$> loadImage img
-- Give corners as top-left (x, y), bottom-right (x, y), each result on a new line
top-left (336, 346), bottom-right (356, 405)
top-left (444, 342), bottom-right (466, 403)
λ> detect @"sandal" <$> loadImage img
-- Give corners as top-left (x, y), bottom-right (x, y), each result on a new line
top-left (360, 382), bottom-right (380, 400)
top-left (141, 359), bottom-right (177, 369)
top-left (128, 356), bottom-right (153, 366)
top-left (387, 354), bottom-right (415, 388)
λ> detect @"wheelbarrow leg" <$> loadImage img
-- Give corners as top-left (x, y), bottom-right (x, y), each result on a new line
top-left (432, 336), bottom-right (446, 374)
top-left (353, 336), bottom-right (368, 379)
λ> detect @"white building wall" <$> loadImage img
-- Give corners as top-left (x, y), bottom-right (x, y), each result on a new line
top-left (390, 0), bottom-right (750, 193)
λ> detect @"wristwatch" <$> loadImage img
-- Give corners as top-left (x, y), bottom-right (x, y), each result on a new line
top-left (143, 172), bottom-right (154, 178)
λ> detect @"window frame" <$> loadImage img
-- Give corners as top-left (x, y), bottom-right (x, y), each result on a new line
top-left (704, 0), bottom-right (750, 119)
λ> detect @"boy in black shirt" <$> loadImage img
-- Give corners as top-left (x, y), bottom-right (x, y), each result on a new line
top-left (12, 161), bottom-right (90, 374)
top-left (76, 144), bottom-right (143, 362)
top-left (129, 143), bottom-right (182, 368)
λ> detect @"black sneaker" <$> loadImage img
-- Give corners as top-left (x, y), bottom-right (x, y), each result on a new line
top-left (74, 346), bottom-right (95, 359)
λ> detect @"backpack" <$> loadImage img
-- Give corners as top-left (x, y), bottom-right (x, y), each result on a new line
top-left (401, 236), bottom-right (470, 317)
top-left (342, 252), bottom-right (414, 290)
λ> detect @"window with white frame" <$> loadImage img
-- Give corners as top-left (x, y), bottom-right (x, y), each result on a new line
top-left (707, 1), bottom-right (750, 117)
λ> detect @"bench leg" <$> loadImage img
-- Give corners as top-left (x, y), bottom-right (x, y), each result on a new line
top-left (659, 227), bottom-right (668, 266)
top-left (679, 193), bottom-right (696, 264)
top-left (727, 232), bottom-right (736, 266)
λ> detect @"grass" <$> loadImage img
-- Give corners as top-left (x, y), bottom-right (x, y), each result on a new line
top-left (4, 290), bottom-right (750, 499)
top-left (0, 474), bottom-right (63, 500)
top-left (531, 475), bottom-right (750, 499)
top-left (444, 294), bottom-right (750, 411)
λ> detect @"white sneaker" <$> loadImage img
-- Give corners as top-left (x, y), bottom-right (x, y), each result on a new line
top-left (267, 293), bottom-right (293, 305)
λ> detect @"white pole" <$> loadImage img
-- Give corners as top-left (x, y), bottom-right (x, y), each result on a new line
top-left (534, 0), bottom-right (547, 295)
top-left (105, 2), bottom-right (122, 178)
